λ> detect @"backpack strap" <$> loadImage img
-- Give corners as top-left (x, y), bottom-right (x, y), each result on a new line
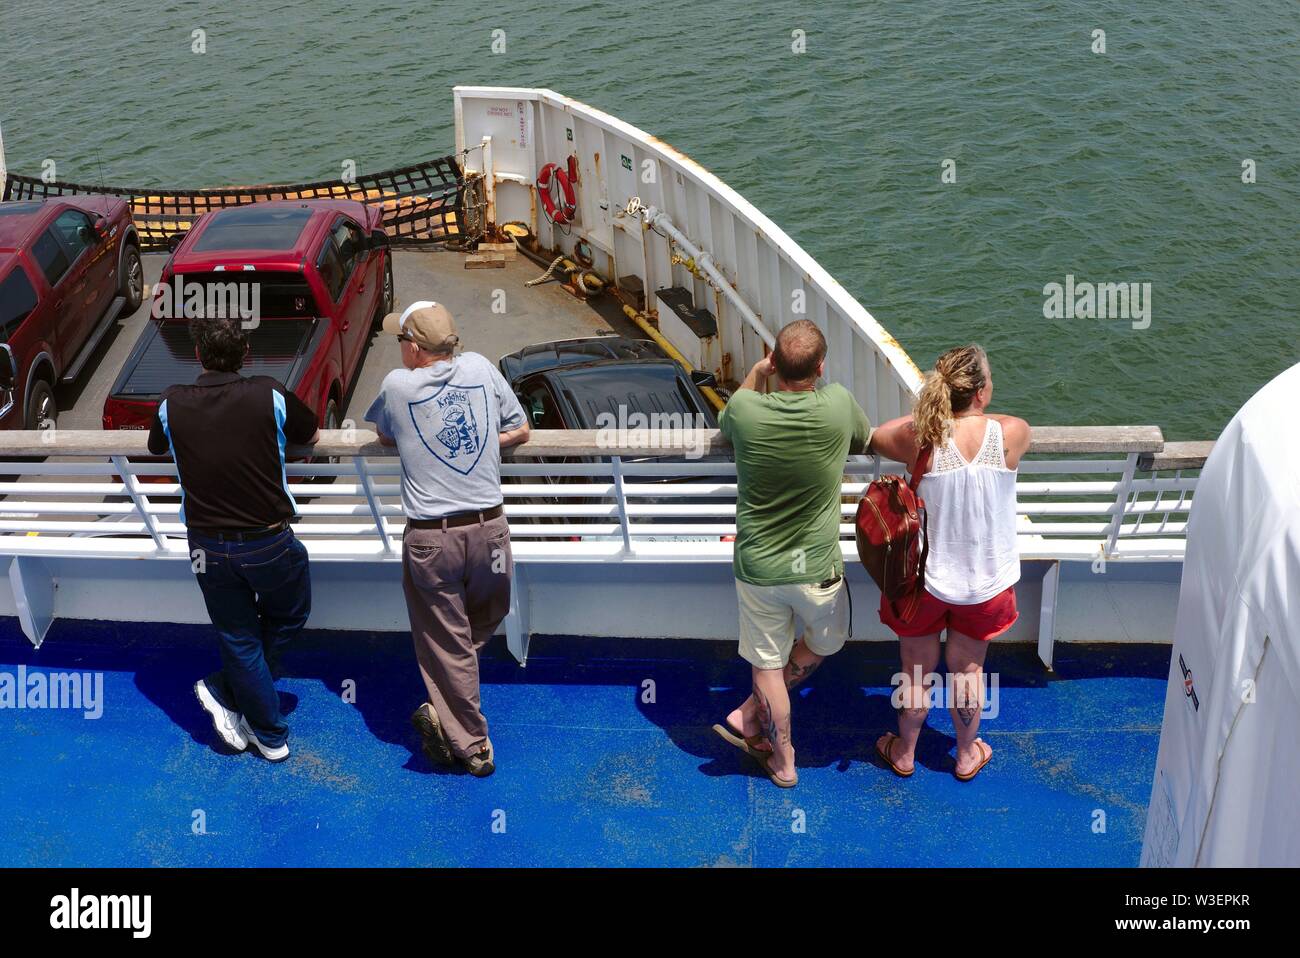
top-left (908, 444), bottom-right (933, 493)
top-left (892, 443), bottom-right (933, 624)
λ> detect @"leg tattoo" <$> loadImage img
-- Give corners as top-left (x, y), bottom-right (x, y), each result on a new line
top-left (785, 657), bottom-right (821, 689)
top-left (954, 672), bottom-right (982, 727)
top-left (753, 682), bottom-right (777, 747)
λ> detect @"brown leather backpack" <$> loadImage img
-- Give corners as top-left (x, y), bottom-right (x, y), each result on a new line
top-left (854, 445), bottom-right (932, 623)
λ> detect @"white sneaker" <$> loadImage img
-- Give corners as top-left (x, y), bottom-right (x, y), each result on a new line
top-left (238, 716), bottom-right (290, 762)
top-left (194, 679), bottom-right (249, 751)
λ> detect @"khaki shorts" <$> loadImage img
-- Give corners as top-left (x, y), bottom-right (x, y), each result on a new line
top-left (735, 578), bottom-right (849, 670)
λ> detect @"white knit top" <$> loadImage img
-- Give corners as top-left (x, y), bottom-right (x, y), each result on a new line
top-left (916, 418), bottom-right (1021, 604)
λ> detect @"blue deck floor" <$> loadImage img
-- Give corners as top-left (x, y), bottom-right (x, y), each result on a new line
top-left (0, 619), bottom-right (1170, 867)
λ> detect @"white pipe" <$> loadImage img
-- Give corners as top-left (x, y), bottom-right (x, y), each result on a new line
top-left (642, 205), bottom-right (775, 350)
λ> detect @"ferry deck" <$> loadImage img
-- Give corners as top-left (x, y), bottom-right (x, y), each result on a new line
top-left (0, 619), bottom-right (1167, 867)
top-left (0, 88), bottom-right (1205, 869)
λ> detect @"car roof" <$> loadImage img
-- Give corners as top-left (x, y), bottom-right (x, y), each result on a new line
top-left (0, 196), bottom-right (117, 251)
top-left (498, 336), bottom-right (665, 382)
top-left (174, 199), bottom-right (366, 267)
top-left (0, 199), bottom-right (65, 250)
top-left (534, 358), bottom-right (715, 428)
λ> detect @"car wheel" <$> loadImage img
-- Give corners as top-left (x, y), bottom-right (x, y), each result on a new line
top-left (375, 257), bottom-right (394, 328)
top-left (307, 399), bottom-right (341, 485)
top-left (121, 244), bottom-right (144, 313)
top-left (25, 380), bottom-right (56, 432)
top-left (323, 399), bottom-right (340, 441)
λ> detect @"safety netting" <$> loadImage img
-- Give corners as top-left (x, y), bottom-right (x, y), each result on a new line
top-left (2, 154), bottom-right (483, 251)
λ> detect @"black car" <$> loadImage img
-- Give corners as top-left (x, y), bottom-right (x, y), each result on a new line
top-left (498, 336), bottom-right (726, 541)
top-left (499, 335), bottom-right (718, 430)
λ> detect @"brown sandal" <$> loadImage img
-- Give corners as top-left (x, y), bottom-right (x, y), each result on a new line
top-left (954, 738), bottom-right (992, 782)
top-left (875, 732), bottom-right (915, 777)
top-left (712, 721), bottom-right (773, 761)
top-left (713, 722), bottom-right (793, 786)
top-left (762, 755), bottom-right (798, 788)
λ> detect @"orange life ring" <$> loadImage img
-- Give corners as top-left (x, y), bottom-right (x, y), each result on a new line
top-left (537, 162), bottom-right (577, 225)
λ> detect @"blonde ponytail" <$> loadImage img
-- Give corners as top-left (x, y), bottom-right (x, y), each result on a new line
top-left (912, 345), bottom-right (989, 449)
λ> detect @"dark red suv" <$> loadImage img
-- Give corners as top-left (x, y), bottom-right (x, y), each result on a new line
top-left (0, 196), bottom-right (143, 429)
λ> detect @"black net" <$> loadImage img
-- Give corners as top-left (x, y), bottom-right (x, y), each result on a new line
top-left (2, 154), bottom-right (476, 252)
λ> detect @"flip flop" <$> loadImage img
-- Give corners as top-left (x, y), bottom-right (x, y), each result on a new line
top-left (875, 731), bottom-right (915, 778)
top-left (954, 738), bottom-right (993, 782)
top-left (713, 722), bottom-right (793, 786)
top-left (712, 721), bottom-right (773, 761)
top-left (762, 755), bottom-right (798, 788)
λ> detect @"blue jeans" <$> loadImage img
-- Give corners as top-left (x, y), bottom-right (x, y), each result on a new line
top-left (188, 528), bottom-right (311, 748)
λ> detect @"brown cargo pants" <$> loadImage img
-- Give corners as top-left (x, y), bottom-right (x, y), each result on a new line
top-left (401, 512), bottom-right (513, 758)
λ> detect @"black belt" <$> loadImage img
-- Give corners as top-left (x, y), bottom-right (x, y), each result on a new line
top-left (190, 519), bottom-right (291, 542)
top-left (407, 505), bottom-right (504, 530)
top-left (819, 573), bottom-right (843, 589)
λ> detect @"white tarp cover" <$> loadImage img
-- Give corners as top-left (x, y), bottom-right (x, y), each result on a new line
top-left (1141, 361), bottom-right (1300, 867)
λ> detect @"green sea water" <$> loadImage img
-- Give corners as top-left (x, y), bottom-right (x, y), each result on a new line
top-left (1, 0), bottom-right (1295, 439)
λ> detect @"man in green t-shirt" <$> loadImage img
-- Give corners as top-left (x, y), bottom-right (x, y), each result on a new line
top-left (711, 320), bottom-right (873, 787)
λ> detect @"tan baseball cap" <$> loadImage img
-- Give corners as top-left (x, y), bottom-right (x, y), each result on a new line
top-left (382, 300), bottom-right (459, 352)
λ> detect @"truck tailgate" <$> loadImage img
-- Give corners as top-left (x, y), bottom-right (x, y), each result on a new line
top-left (109, 319), bottom-right (319, 398)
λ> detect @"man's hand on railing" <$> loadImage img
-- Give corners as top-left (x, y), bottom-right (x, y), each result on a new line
top-left (499, 422), bottom-right (531, 449)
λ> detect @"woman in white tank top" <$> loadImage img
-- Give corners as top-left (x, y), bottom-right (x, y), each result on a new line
top-left (866, 345), bottom-right (1031, 782)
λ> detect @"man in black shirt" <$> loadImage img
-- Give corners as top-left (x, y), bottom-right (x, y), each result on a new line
top-left (149, 317), bottom-right (319, 762)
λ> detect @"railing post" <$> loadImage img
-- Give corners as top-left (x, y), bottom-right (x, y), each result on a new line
top-left (111, 455), bottom-right (167, 550)
top-left (610, 456), bottom-right (632, 553)
top-left (1037, 560), bottom-right (1061, 670)
top-left (480, 135), bottom-right (495, 231)
top-left (354, 456), bottom-right (394, 554)
top-left (1103, 453), bottom-right (1139, 556)
top-left (504, 570), bottom-right (531, 666)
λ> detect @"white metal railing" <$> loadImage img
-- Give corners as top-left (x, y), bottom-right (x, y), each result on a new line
top-left (454, 87), bottom-right (925, 426)
top-left (0, 427), bottom-right (1209, 564)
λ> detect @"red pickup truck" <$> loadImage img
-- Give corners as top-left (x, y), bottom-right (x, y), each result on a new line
top-left (0, 197), bottom-right (143, 428)
top-left (103, 199), bottom-right (392, 433)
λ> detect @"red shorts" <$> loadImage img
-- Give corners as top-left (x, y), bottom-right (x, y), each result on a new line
top-left (878, 585), bottom-right (1018, 641)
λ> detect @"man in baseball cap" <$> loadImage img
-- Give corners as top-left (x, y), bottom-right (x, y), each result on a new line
top-left (381, 300), bottom-right (460, 353)
top-left (366, 298), bottom-right (530, 778)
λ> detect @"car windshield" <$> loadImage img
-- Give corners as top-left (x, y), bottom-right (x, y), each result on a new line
top-left (191, 206), bottom-right (314, 252)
